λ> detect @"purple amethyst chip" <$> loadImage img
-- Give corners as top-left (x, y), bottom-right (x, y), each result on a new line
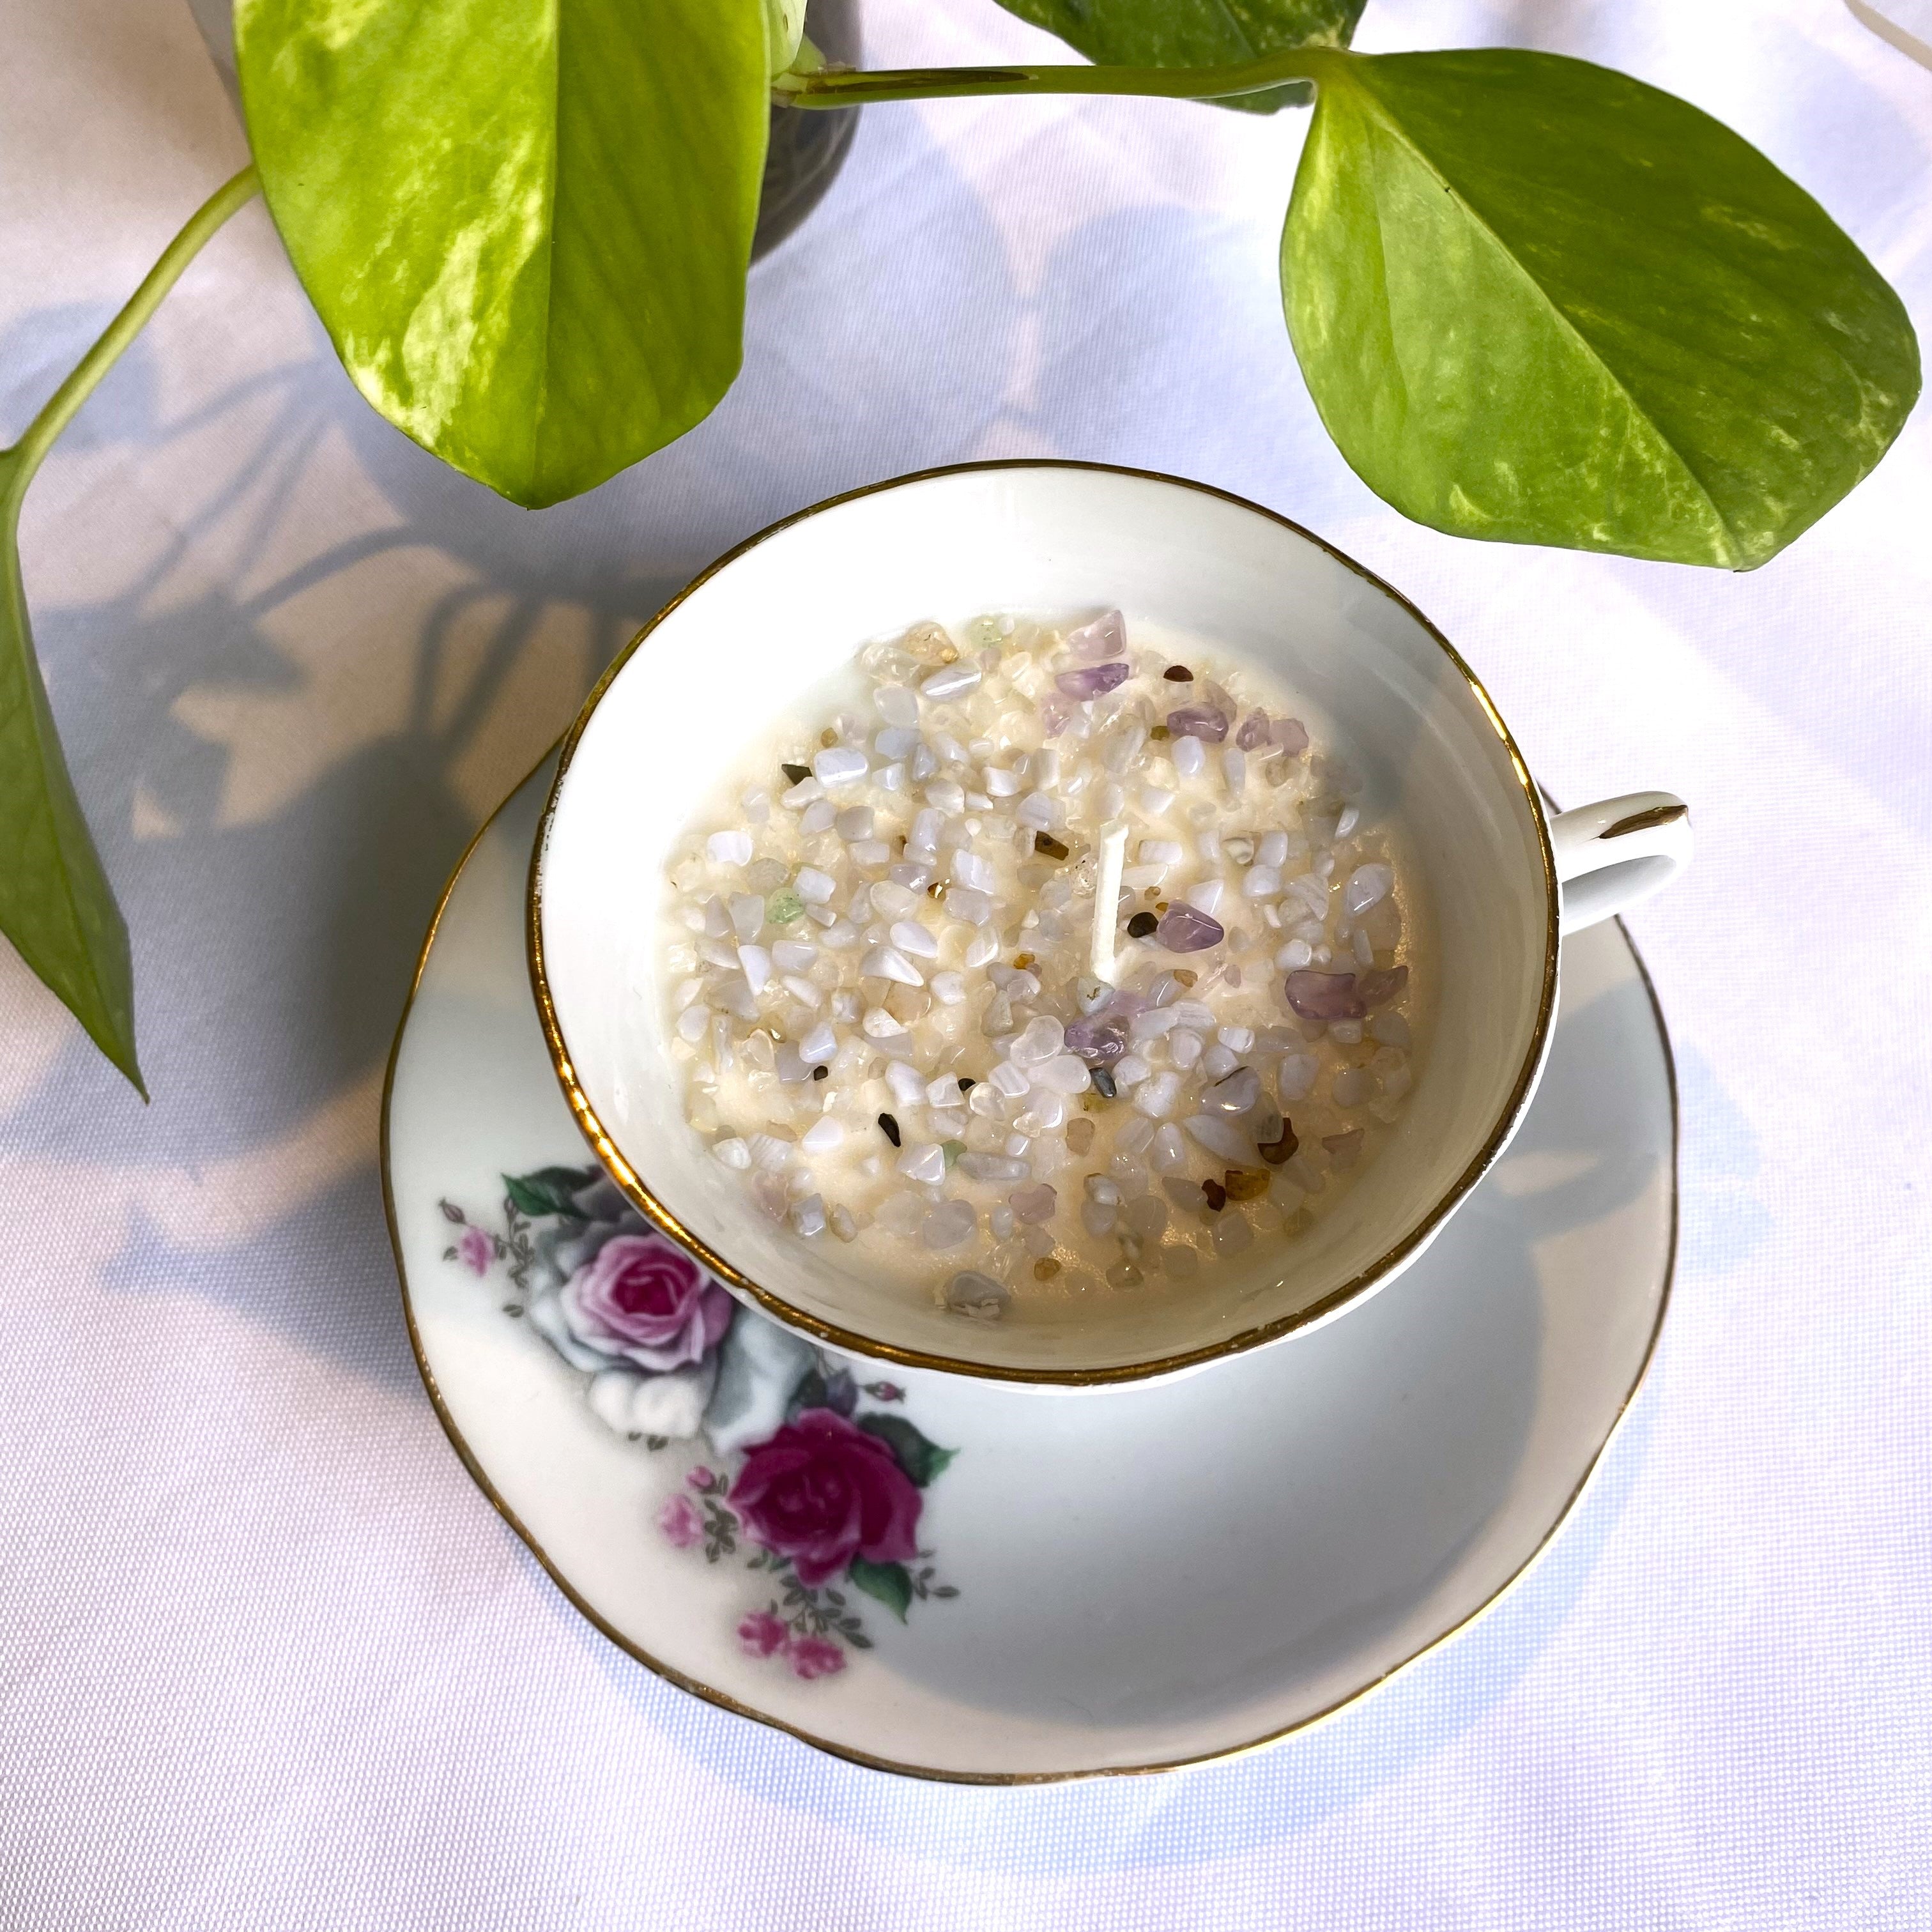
top-left (1284, 969), bottom-right (1367, 1021)
top-left (1063, 1013), bottom-right (1130, 1068)
top-left (1055, 661), bottom-right (1133, 701)
top-left (1357, 965), bottom-right (1409, 1009)
top-left (1236, 709), bottom-right (1273, 751)
top-left (1156, 903), bottom-right (1225, 953)
top-left (1165, 705), bottom-right (1230, 743)
top-left (1065, 610), bottom-right (1126, 661)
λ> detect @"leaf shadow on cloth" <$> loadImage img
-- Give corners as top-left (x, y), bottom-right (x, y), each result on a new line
top-left (0, 98), bottom-right (1024, 1384)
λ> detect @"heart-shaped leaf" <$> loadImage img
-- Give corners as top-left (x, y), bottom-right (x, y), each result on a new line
top-left (1283, 50), bottom-right (1919, 567)
top-left (847, 1557), bottom-right (913, 1621)
top-left (856, 1411), bottom-right (956, 1488)
top-left (502, 1166), bottom-right (599, 1220)
top-left (236, 0), bottom-right (771, 508)
top-left (0, 457), bottom-right (143, 1091)
top-left (994, 0), bottom-right (1363, 112)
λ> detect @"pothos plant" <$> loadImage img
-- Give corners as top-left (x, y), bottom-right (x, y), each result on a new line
top-left (0, 0), bottom-right (1919, 1092)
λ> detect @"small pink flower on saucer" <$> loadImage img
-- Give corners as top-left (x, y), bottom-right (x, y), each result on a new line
top-left (457, 1225), bottom-right (493, 1275)
top-left (729, 1408), bottom-right (920, 1588)
top-left (562, 1233), bottom-right (733, 1372)
top-left (736, 1610), bottom-right (788, 1659)
top-left (655, 1492), bottom-right (703, 1549)
top-left (786, 1636), bottom-right (847, 1680)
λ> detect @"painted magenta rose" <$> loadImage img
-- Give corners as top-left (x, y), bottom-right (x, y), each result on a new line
top-left (559, 1232), bottom-right (733, 1372)
top-left (728, 1408), bottom-right (921, 1588)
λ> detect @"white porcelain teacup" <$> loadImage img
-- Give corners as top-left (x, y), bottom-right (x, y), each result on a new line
top-left (530, 464), bottom-right (1689, 1386)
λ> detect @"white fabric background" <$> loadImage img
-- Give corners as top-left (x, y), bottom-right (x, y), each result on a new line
top-left (3, 0), bottom-right (1929, 1924)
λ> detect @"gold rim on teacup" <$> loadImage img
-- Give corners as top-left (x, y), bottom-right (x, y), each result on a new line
top-left (527, 461), bottom-right (1562, 1386)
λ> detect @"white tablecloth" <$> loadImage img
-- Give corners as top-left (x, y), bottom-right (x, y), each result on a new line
top-left (4, 0), bottom-right (1929, 1923)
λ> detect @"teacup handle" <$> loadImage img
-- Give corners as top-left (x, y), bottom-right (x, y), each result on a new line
top-left (1548, 791), bottom-right (1692, 936)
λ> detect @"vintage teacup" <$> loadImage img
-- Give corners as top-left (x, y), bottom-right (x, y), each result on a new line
top-left (530, 463), bottom-right (1689, 1385)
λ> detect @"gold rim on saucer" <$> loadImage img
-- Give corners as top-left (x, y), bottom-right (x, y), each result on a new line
top-left (383, 756), bottom-right (1675, 1783)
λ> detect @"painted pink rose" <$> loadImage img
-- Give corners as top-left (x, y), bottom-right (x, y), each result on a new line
top-left (786, 1636), bottom-right (847, 1680)
top-left (656, 1492), bottom-right (703, 1549)
top-left (457, 1225), bottom-right (493, 1275)
top-left (560, 1234), bottom-right (734, 1372)
top-left (728, 1407), bottom-right (921, 1588)
top-left (737, 1610), bottom-right (789, 1659)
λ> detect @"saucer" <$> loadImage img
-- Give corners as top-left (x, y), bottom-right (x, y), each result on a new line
top-left (383, 755), bottom-right (1676, 1782)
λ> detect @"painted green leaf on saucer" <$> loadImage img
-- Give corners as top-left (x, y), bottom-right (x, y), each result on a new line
top-left (236, 0), bottom-right (770, 507)
top-left (857, 1412), bottom-right (958, 1489)
top-left (1284, 50), bottom-right (1920, 567)
top-left (847, 1558), bottom-right (914, 1621)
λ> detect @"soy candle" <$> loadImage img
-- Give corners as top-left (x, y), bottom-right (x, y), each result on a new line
top-left (663, 611), bottom-right (1418, 1319)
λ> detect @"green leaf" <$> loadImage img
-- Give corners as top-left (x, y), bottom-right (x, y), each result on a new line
top-left (1283, 50), bottom-right (1919, 568)
top-left (0, 461), bottom-right (143, 1092)
top-left (993, 0), bottom-right (1363, 112)
top-left (856, 1412), bottom-right (956, 1489)
top-left (847, 1558), bottom-right (913, 1621)
top-left (236, 0), bottom-right (770, 508)
top-left (502, 1166), bottom-right (595, 1219)
top-left (762, 0), bottom-right (805, 77)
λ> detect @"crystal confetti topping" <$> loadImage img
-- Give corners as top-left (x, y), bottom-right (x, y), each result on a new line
top-left (663, 610), bottom-right (1419, 1313)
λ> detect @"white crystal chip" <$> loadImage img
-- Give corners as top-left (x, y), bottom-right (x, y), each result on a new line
top-left (922, 1200), bottom-right (977, 1248)
top-left (860, 944), bottom-right (924, 986)
top-left (945, 1270), bottom-right (1007, 1319)
top-left (920, 664), bottom-right (983, 702)
top-left (1345, 863), bottom-right (1393, 916)
top-left (812, 746), bottom-right (868, 786)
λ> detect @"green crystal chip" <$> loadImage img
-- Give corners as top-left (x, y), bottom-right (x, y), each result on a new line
top-left (765, 888), bottom-right (804, 926)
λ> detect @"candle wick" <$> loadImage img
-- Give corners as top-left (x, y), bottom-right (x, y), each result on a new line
top-left (1089, 820), bottom-right (1129, 985)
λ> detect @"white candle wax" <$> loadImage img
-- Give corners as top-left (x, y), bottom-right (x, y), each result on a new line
top-left (661, 611), bottom-right (1420, 1315)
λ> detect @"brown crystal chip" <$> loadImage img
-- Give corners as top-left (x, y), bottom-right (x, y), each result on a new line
top-left (1013, 951), bottom-right (1036, 969)
top-left (1223, 1168), bottom-right (1269, 1202)
top-left (1126, 911), bottom-right (1158, 939)
top-left (1258, 1120), bottom-right (1300, 1164)
top-left (1162, 664), bottom-right (1194, 682)
top-left (1034, 832), bottom-right (1070, 860)
top-left (781, 762), bottom-right (810, 784)
top-left (877, 1112), bottom-right (901, 1147)
top-left (811, 1064), bottom-right (829, 1082)
top-left (1034, 1257), bottom-right (1062, 1281)
top-left (1149, 724), bottom-right (1170, 740)
top-left (1202, 1178), bottom-right (1227, 1212)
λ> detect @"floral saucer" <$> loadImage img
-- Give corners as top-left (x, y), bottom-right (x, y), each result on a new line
top-left (383, 756), bottom-right (1675, 1782)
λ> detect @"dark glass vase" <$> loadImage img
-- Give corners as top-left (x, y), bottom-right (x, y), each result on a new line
top-left (752, 0), bottom-right (862, 260)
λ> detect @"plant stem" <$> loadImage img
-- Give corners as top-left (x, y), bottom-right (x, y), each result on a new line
top-left (4, 164), bottom-right (260, 491)
top-left (774, 45), bottom-right (1338, 109)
